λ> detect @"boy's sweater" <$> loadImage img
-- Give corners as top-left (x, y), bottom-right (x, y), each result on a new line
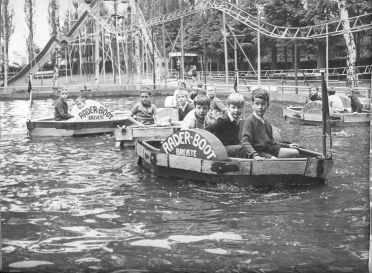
top-left (206, 112), bottom-right (240, 146)
top-left (241, 114), bottom-right (280, 158)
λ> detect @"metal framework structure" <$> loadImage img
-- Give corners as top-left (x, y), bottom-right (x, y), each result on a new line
top-left (148, 0), bottom-right (372, 40)
top-left (5, 0), bottom-right (372, 88)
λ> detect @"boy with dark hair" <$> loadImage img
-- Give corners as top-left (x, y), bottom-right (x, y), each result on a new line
top-left (206, 93), bottom-right (246, 157)
top-left (54, 88), bottom-right (74, 121)
top-left (241, 89), bottom-right (299, 159)
top-left (182, 94), bottom-right (210, 129)
top-left (308, 87), bottom-right (321, 101)
top-left (175, 89), bottom-right (194, 121)
top-left (131, 88), bottom-right (157, 125)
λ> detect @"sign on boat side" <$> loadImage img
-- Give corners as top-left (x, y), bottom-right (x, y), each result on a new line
top-left (160, 129), bottom-right (228, 160)
top-left (71, 101), bottom-right (114, 120)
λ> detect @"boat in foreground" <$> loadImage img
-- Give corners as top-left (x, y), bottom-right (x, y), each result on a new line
top-left (135, 129), bottom-right (333, 187)
top-left (27, 112), bottom-right (139, 137)
top-left (283, 100), bottom-right (370, 126)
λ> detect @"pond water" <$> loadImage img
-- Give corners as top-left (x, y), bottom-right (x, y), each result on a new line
top-left (0, 97), bottom-right (369, 273)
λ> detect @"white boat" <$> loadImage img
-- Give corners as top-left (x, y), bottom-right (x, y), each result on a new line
top-left (27, 114), bottom-right (139, 137)
top-left (283, 96), bottom-right (370, 126)
top-left (114, 107), bottom-right (180, 147)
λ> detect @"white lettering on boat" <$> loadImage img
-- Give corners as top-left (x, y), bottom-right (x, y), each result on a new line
top-left (78, 106), bottom-right (114, 120)
top-left (161, 130), bottom-right (217, 160)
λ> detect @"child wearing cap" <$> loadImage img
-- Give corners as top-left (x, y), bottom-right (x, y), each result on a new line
top-left (206, 93), bottom-right (246, 157)
top-left (54, 88), bottom-right (74, 121)
top-left (182, 94), bottom-right (210, 129)
top-left (241, 89), bottom-right (299, 159)
top-left (131, 88), bottom-right (157, 125)
top-left (174, 89), bottom-right (194, 121)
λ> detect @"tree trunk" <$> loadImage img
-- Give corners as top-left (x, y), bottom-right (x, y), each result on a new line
top-left (25, 0), bottom-right (35, 65)
top-left (48, 0), bottom-right (59, 36)
top-left (3, 0), bottom-right (11, 88)
top-left (355, 32), bottom-right (361, 66)
top-left (337, 0), bottom-right (357, 87)
top-left (271, 42), bottom-right (277, 69)
top-left (316, 41), bottom-right (326, 68)
top-left (284, 45), bottom-right (287, 67)
top-left (0, 0), bottom-right (3, 86)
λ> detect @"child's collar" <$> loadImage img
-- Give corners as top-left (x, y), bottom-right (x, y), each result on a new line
top-left (253, 112), bottom-right (265, 124)
top-left (227, 111), bottom-right (237, 123)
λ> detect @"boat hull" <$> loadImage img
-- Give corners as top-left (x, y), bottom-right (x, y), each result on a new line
top-left (27, 117), bottom-right (138, 137)
top-left (135, 140), bottom-right (333, 187)
top-left (114, 125), bottom-right (180, 147)
top-left (283, 106), bottom-right (370, 126)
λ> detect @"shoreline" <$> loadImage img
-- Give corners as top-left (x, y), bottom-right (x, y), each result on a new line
top-left (0, 82), bottom-right (369, 104)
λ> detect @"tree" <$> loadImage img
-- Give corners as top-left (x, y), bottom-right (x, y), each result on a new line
top-left (48, 0), bottom-right (59, 37)
top-left (24, 0), bottom-right (35, 65)
top-left (2, 0), bottom-right (14, 87)
top-left (72, 0), bottom-right (79, 20)
top-left (0, 0), bottom-right (3, 83)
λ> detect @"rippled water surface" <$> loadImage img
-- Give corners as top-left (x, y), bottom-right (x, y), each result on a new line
top-left (0, 97), bottom-right (369, 273)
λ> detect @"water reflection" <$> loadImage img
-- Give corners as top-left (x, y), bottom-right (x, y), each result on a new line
top-left (0, 98), bottom-right (369, 272)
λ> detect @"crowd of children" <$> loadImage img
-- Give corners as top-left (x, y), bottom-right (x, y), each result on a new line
top-left (129, 83), bottom-right (299, 159)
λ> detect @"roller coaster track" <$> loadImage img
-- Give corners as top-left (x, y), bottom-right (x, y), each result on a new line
top-left (133, 2), bottom-right (161, 58)
top-left (147, 0), bottom-right (372, 40)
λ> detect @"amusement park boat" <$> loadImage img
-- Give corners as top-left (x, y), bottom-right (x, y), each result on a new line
top-left (114, 107), bottom-right (181, 147)
top-left (135, 129), bottom-right (333, 186)
top-left (283, 97), bottom-right (370, 126)
top-left (27, 107), bottom-right (139, 137)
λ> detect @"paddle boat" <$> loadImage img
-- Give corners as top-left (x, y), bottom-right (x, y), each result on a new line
top-left (114, 107), bottom-right (181, 148)
top-left (27, 103), bottom-right (139, 137)
top-left (283, 96), bottom-right (370, 126)
top-left (135, 128), bottom-right (333, 186)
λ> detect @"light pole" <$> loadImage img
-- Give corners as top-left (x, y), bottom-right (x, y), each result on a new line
top-left (152, 27), bottom-right (156, 90)
top-left (222, 12), bottom-right (228, 85)
top-left (256, 4), bottom-right (264, 86)
top-left (202, 10), bottom-right (207, 89)
top-left (179, 0), bottom-right (185, 81)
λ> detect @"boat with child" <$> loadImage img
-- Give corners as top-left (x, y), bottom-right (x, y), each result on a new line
top-left (114, 107), bottom-right (181, 147)
top-left (135, 128), bottom-right (333, 186)
top-left (27, 108), bottom-right (138, 137)
top-left (283, 96), bottom-right (370, 126)
top-left (136, 71), bottom-right (334, 186)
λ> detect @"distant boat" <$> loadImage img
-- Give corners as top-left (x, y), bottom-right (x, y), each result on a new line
top-left (135, 129), bottom-right (333, 186)
top-left (283, 98), bottom-right (370, 126)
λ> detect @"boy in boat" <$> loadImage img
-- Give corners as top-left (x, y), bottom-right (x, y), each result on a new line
top-left (175, 89), bottom-right (194, 121)
top-left (207, 85), bottom-right (226, 115)
top-left (54, 88), bottom-right (74, 121)
top-left (131, 88), bottom-right (157, 125)
top-left (308, 87), bottom-right (321, 101)
top-left (241, 88), bottom-right (299, 159)
top-left (206, 93), bottom-right (247, 157)
top-left (178, 80), bottom-right (187, 89)
top-left (348, 89), bottom-right (363, 113)
top-left (328, 87), bottom-right (345, 115)
top-left (182, 94), bottom-right (210, 129)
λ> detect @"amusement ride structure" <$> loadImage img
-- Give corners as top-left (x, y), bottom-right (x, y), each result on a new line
top-left (4, 0), bottom-right (372, 90)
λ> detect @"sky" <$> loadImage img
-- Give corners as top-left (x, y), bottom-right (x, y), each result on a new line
top-left (9, 0), bottom-right (74, 64)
